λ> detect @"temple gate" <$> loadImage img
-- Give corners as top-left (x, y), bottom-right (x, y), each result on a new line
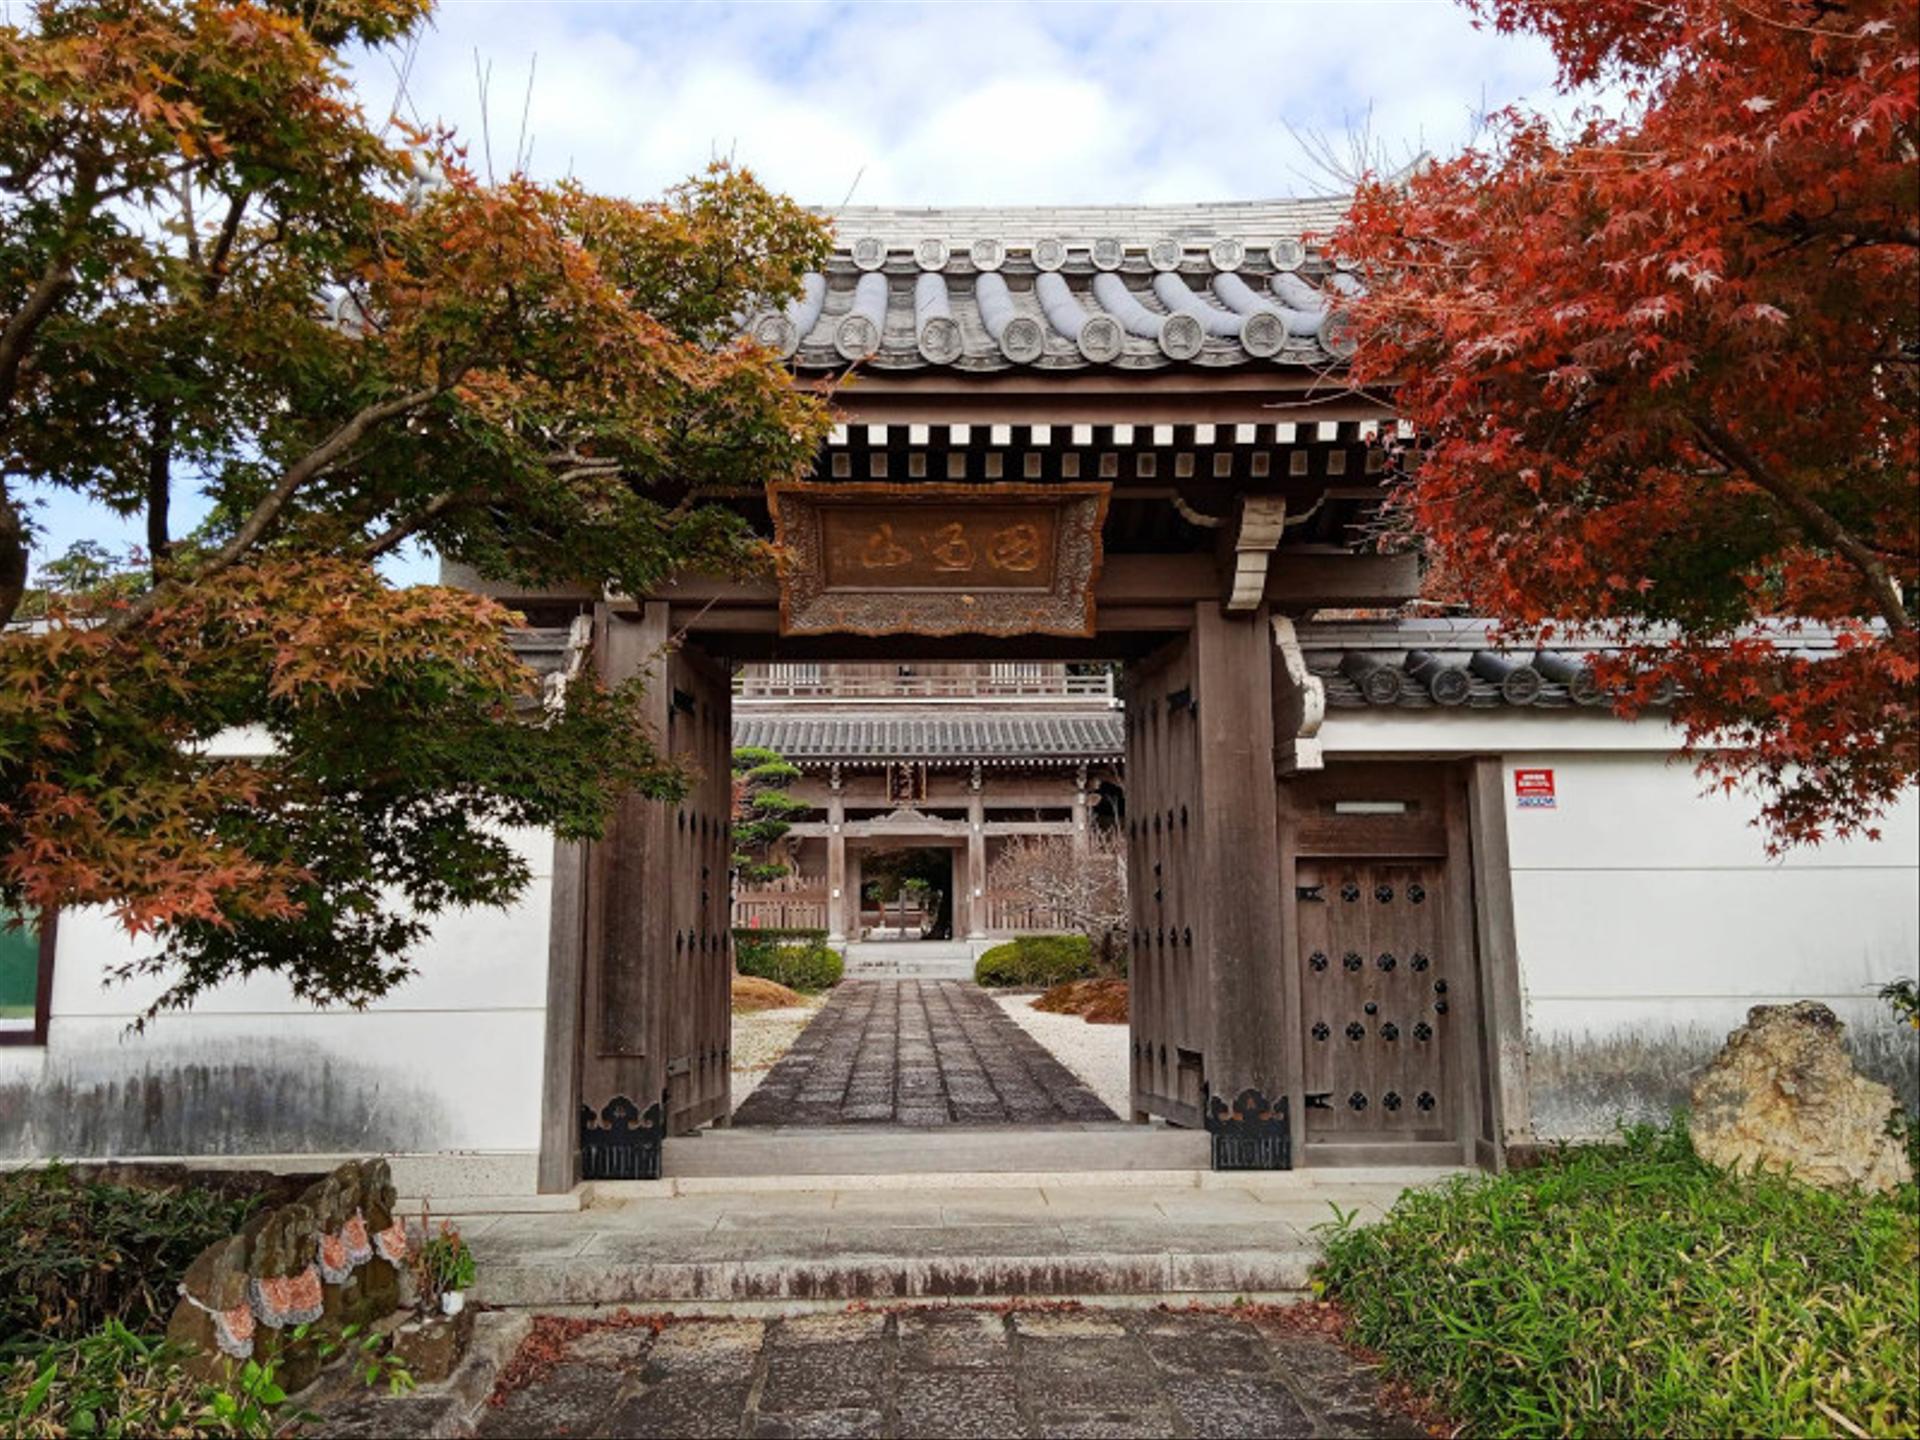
top-left (508, 200), bottom-right (1505, 1188)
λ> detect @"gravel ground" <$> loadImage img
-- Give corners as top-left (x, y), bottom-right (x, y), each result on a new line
top-left (993, 992), bottom-right (1132, 1118)
top-left (731, 999), bottom-right (824, 1105)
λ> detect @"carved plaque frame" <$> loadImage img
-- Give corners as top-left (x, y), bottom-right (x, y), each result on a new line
top-left (769, 481), bottom-right (1111, 637)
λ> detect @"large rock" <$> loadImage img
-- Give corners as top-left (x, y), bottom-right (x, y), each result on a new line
top-left (1690, 1001), bottom-right (1913, 1192)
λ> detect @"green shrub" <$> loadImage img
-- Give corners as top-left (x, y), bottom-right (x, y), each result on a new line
top-left (1317, 1120), bottom-right (1920, 1438)
top-left (973, 934), bottom-right (1096, 987)
top-left (737, 938), bottom-right (842, 992)
top-left (0, 1166), bottom-right (261, 1353)
top-left (733, 927), bottom-right (827, 974)
top-left (3, 1320), bottom-right (288, 1438)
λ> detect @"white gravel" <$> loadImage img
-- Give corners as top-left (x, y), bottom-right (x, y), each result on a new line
top-left (730, 999), bottom-right (824, 1106)
top-left (993, 993), bottom-right (1132, 1120)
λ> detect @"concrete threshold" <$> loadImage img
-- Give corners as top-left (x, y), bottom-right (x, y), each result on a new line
top-left (665, 1124), bottom-right (1212, 1177)
top-left (593, 1164), bottom-right (1463, 1200)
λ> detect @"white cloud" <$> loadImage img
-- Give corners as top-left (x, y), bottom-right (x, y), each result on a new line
top-left (351, 0), bottom-right (1584, 207)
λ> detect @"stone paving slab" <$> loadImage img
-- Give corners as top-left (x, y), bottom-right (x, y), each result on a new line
top-left (734, 981), bottom-right (1117, 1128)
top-left (443, 1307), bottom-right (1426, 1439)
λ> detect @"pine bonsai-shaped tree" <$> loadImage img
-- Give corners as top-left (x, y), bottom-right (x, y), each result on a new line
top-left (731, 747), bottom-right (806, 885)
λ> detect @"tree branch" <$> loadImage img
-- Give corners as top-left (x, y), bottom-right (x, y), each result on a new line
top-left (108, 381), bottom-right (448, 631)
top-left (1689, 412), bottom-right (1913, 632)
top-left (146, 404), bottom-right (174, 574)
top-left (201, 189), bottom-right (252, 300)
top-left (0, 163), bottom-right (99, 417)
top-left (360, 484), bottom-right (485, 560)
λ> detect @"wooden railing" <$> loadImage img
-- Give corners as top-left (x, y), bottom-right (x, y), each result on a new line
top-left (981, 893), bottom-right (1072, 934)
top-left (733, 891), bottom-right (828, 932)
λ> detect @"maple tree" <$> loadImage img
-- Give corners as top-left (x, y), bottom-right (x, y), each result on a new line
top-left (1334, 0), bottom-right (1917, 847)
top-left (0, 0), bottom-right (830, 1013)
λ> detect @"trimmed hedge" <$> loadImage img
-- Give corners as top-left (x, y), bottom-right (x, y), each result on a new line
top-left (736, 938), bottom-right (843, 993)
top-left (973, 934), bottom-right (1096, 988)
top-left (1317, 1121), bottom-right (1920, 1438)
top-left (732, 926), bottom-right (827, 974)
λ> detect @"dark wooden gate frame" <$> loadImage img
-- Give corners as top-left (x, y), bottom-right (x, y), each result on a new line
top-left (527, 372), bottom-right (1534, 1188)
top-left (536, 612), bottom-right (1531, 1191)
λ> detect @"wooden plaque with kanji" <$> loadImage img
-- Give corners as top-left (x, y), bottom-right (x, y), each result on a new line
top-left (769, 481), bottom-right (1110, 636)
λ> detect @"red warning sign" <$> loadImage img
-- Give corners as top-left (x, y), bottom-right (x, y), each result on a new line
top-left (1513, 767), bottom-right (1557, 809)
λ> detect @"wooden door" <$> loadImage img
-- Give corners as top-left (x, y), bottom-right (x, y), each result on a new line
top-left (1295, 858), bottom-right (1452, 1140)
top-left (662, 642), bottom-right (734, 1136)
top-left (1280, 763), bottom-right (1483, 1162)
top-left (576, 608), bottom-right (732, 1182)
top-left (1122, 635), bottom-right (1205, 1127)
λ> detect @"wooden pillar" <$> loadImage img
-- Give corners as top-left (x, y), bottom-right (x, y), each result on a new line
top-left (537, 838), bottom-right (588, 1193)
top-left (1467, 758), bottom-right (1532, 1168)
top-left (1071, 761), bottom-right (1091, 857)
top-left (965, 763), bottom-right (987, 939)
top-left (845, 849), bottom-right (864, 941)
top-left (1192, 602), bottom-right (1290, 1144)
top-left (826, 764), bottom-right (847, 942)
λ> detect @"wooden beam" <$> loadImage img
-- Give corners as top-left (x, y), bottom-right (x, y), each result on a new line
top-left (653, 552), bottom-right (1418, 619)
top-left (804, 372), bottom-right (1397, 427)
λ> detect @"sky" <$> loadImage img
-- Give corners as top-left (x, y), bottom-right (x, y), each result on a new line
top-left (23, 0), bottom-right (1578, 589)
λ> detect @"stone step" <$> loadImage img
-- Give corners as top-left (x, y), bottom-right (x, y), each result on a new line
top-left (663, 1126), bottom-right (1208, 1177)
top-left (840, 965), bottom-right (977, 981)
top-left (472, 1239), bottom-right (1318, 1306)
top-left (451, 1173), bottom-right (1428, 1308)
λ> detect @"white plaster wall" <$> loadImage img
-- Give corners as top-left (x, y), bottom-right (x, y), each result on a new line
top-left (1502, 752), bottom-right (1919, 1136)
top-left (0, 827), bottom-right (555, 1166)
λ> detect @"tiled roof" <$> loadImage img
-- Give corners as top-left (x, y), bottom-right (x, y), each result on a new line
top-left (1295, 619), bottom-right (1721, 710)
top-left (733, 713), bottom-right (1124, 763)
top-left (744, 197), bottom-right (1361, 374)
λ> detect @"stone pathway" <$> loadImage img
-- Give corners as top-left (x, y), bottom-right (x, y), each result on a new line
top-left (473, 1307), bottom-right (1422, 1439)
top-left (734, 981), bottom-right (1117, 1128)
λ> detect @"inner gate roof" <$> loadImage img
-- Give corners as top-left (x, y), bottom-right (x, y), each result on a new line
top-left (746, 196), bottom-right (1361, 374)
top-left (732, 712), bottom-right (1124, 766)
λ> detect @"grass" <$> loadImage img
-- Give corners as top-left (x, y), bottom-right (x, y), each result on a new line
top-left (1316, 1121), bottom-right (1920, 1438)
top-left (1, 1165), bottom-right (262, 1353)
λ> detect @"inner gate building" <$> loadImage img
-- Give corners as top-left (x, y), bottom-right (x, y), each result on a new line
top-left (730, 660), bottom-right (1123, 945)
top-left (4, 200), bottom-right (1913, 1191)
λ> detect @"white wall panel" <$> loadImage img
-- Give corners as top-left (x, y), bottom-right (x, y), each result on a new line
top-left (6, 828), bottom-right (559, 1162)
top-left (1, 1008), bottom-right (543, 1158)
top-left (1502, 753), bottom-right (1919, 872)
top-left (50, 834), bottom-right (555, 1019)
top-left (1494, 751), bottom-right (1919, 1138)
top-left (1512, 867), bottom-right (1918, 1001)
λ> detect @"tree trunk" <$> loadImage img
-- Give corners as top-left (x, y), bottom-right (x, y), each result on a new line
top-left (0, 489), bottom-right (27, 627)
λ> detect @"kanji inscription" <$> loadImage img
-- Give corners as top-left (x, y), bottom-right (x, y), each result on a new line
top-left (822, 507), bottom-right (1058, 590)
top-left (770, 482), bottom-right (1110, 636)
